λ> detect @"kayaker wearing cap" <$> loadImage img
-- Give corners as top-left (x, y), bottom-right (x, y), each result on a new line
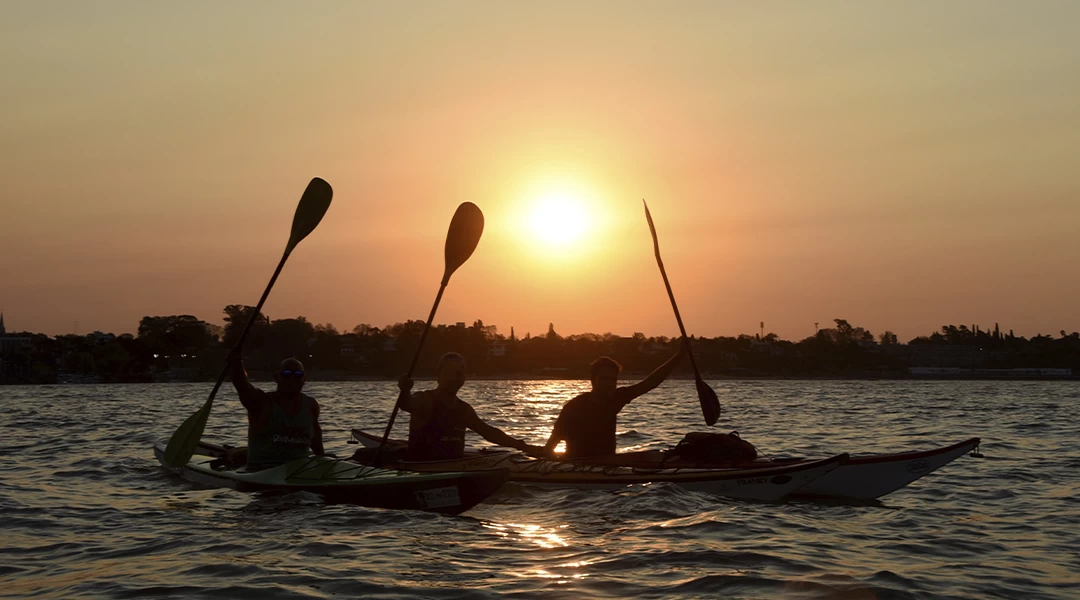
top-left (228, 351), bottom-right (325, 469)
top-left (541, 343), bottom-right (687, 459)
top-left (398, 352), bottom-right (543, 460)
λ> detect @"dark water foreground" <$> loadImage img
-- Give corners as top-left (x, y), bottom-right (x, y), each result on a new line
top-left (1, 380), bottom-right (1077, 599)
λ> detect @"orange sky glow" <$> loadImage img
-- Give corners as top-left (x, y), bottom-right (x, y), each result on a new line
top-left (1, 2), bottom-right (1078, 341)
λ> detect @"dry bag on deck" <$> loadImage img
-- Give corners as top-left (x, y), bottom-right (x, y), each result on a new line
top-left (667, 431), bottom-right (758, 464)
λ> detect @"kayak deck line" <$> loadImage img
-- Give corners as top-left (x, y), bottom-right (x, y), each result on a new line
top-left (346, 429), bottom-right (849, 501)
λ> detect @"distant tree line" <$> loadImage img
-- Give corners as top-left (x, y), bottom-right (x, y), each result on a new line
top-left (1, 311), bottom-right (1078, 384)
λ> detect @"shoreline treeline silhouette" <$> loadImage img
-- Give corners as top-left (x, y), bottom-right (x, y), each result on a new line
top-left (1, 309), bottom-right (1078, 384)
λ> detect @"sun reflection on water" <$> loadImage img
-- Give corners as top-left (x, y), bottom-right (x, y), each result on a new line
top-left (479, 520), bottom-right (596, 582)
top-left (482, 521), bottom-right (571, 549)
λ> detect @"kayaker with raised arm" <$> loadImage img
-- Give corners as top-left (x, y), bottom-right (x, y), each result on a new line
top-left (541, 343), bottom-right (687, 459)
top-left (228, 351), bottom-right (325, 469)
top-left (397, 352), bottom-right (543, 460)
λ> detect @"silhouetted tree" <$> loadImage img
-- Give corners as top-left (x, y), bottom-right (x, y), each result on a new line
top-left (879, 331), bottom-right (899, 345)
top-left (547, 323), bottom-right (560, 341)
top-left (223, 305), bottom-right (269, 348)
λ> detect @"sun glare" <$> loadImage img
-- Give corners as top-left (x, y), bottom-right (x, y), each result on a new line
top-left (521, 180), bottom-right (597, 250)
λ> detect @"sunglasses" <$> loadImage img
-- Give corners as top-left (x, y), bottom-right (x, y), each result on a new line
top-left (279, 370), bottom-right (305, 379)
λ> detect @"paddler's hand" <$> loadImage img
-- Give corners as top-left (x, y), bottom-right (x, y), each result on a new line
top-left (519, 444), bottom-right (547, 458)
top-left (397, 375), bottom-right (413, 393)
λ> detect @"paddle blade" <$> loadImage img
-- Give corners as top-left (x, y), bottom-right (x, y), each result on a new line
top-left (643, 199), bottom-right (662, 260)
top-left (285, 177), bottom-right (334, 254)
top-left (442, 201), bottom-right (484, 284)
top-left (161, 404), bottom-right (210, 467)
top-left (695, 377), bottom-right (721, 426)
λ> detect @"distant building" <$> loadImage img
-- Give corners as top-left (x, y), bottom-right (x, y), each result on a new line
top-left (489, 341), bottom-right (507, 357)
top-left (909, 367), bottom-right (1072, 378)
top-left (750, 338), bottom-right (786, 357)
top-left (340, 335), bottom-right (357, 355)
top-left (641, 340), bottom-right (668, 355)
top-left (906, 344), bottom-right (985, 367)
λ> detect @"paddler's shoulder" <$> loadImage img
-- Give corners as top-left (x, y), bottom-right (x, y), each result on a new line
top-left (560, 392), bottom-right (593, 411)
top-left (303, 393), bottom-right (320, 414)
top-left (407, 389), bottom-right (438, 408)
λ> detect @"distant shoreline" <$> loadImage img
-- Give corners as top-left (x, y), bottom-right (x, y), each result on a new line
top-left (19, 373), bottom-right (1077, 386)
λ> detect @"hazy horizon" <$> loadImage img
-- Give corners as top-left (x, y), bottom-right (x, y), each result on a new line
top-left (3, 2), bottom-right (1078, 341)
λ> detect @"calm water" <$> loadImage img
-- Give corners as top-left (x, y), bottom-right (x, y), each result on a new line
top-left (1, 380), bottom-right (1077, 599)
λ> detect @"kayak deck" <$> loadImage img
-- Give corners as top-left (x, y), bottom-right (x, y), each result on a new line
top-left (154, 440), bottom-right (508, 515)
top-left (348, 431), bottom-right (849, 501)
top-left (350, 428), bottom-right (980, 500)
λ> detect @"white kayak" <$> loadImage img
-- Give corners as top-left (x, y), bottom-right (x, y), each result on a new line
top-left (351, 429), bottom-right (981, 501)
top-left (348, 431), bottom-right (848, 501)
top-left (790, 437), bottom-right (981, 500)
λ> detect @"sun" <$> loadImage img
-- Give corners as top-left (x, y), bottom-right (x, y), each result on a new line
top-left (522, 182), bottom-right (595, 249)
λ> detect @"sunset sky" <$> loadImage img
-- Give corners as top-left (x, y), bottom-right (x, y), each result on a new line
top-left (2, 2), bottom-right (1078, 341)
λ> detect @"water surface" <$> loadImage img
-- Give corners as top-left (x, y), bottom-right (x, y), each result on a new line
top-left (1, 380), bottom-right (1076, 599)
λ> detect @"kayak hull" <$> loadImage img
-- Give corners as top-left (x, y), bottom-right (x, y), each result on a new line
top-left (351, 429), bottom-right (979, 501)
top-left (791, 437), bottom-right (980, 500)
top-left (153, 441), bottom-right (507, 515)
top-left (348, 432), bottom-right (847, 501)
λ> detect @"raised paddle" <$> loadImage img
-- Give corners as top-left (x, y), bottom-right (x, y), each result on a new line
top-left (162, 177), bottom-right (334, 467)
top-left (643, 199), bottom-right (721, 426)
top-left (370, 202), bottom-right (485, 465)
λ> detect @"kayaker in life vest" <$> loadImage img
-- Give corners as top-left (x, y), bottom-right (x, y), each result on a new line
top-left (398, 352), bottom-right (543, 461)
top-left (228, 351), bottom-right (325, 469)
top-left (541, 342), bottom-right (687, 459)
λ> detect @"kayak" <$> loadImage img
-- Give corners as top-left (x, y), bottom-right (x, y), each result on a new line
top-left (153, 440), bottom-right (508, 515)
top-left (788, 437), bottom-right (980, 500)
top-left (348, 431), bottom-right (848, 501)
top-left (351, 429), bottom-right (981, 501)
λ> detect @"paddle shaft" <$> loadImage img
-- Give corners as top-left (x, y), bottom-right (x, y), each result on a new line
top-left (201, 251), bottom-right (290, 410)
top-left (370, 282), bottom-right (447, 464)
top-left (652, 250), bottom-right (705, 378)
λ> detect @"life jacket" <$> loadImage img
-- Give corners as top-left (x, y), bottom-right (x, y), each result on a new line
top-left (246, 392), bottom-right (315, 469)
top-left (407, 393), bottom-right (467, 461)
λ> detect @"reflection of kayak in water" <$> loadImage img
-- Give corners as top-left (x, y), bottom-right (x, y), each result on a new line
top-left (348, 430), bottom-right (849, 502)
top-left (153, 440), bottom-right (507, 515)
top-left (350, 429), bottom-right (982, 501)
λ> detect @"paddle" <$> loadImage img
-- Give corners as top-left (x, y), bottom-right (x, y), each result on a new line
top-left (643, 200), bottom-right (721, 426)
top-left (162, 177), bottom-right (334, 467)
top-left (370, 202), bottom-right (485, 465)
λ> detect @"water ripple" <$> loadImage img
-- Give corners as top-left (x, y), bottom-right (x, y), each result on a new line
top-left (1, 380), bottom-right (1077, 599)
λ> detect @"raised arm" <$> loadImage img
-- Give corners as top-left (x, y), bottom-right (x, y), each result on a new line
top-left (397, 375), bottom-right (418, 415)
top-left (462, 404), bottom-right (536, 453)
top-left (228, 349), bottom-right (264, 412)
top-left (618, 347), bottom-right (686, 404)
